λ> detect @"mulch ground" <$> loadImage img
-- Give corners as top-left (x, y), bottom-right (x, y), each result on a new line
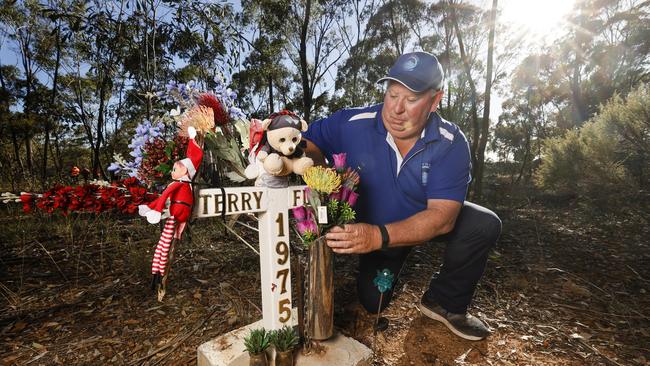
top-left (1, 201), bottom-right (649, 365)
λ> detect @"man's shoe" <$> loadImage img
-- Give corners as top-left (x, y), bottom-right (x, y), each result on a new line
top-left (419, 295), bottom-right (491, 341)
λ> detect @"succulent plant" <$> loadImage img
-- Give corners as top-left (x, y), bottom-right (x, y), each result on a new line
top-left (243, 328), bottom-right (271, 355)
top-left (270, 326), bottom-right (299, 352)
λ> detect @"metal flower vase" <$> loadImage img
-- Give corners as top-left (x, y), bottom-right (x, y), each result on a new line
top-left (248, 352), bottom-right (268, 366)
top-left (274, 350), bottom-right (294, 366)
top-left (307, 236), bottom-right (334, 340)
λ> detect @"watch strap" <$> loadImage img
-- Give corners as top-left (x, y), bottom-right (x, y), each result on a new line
top-left (378, 225), bottom-right (390, 251)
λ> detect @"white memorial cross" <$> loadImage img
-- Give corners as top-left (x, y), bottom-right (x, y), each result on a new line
top-left (193, 185), bottom-right (306, 331)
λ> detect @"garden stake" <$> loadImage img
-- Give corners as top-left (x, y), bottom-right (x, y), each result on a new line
top-left (372, 268), bottom-right (394, 348)
top-left (374, 293), bottom-right (383, 336)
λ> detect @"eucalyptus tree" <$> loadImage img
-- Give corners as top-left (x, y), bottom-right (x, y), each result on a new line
top-left (62, 0), bottom-right (131, 178)
top-left (231, 34), bottom-right (291, 117)
top-left (330, 0), bottom-right (380, 109)
top-left (120, 0), bottom-right (173, 122)
top-left (494, 53), bottom-right (563, 183)
top-left (233, 0), bottom-right (292, 117)
top-left (286, 0), bottom-right (351, 121)
top-left (36, 0), bottom-right (84, 182)
top-left (166, 1), bottom-right (239, 88)
top-left (0, 0), bottom-right (53, 181)
top-left (560, 0), bottom-right (650, 125)
top-left (496, 0), bottom-right (650, 187)
top-left (331, 0), bottom-right (429, 111)
top-left (0, 64), bottom-right (21, 181)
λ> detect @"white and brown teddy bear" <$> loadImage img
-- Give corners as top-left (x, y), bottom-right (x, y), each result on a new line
top-left (245, 110), bottom-right (313, 179)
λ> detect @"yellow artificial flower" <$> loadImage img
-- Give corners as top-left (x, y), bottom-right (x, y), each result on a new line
top-left (179, 105), bottom-right (214, 137)
top-left (303, 166), bottom-right (341, 194)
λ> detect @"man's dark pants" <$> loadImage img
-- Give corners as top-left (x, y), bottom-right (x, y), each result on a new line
top-left (357, 202), bottom-right (501, 314)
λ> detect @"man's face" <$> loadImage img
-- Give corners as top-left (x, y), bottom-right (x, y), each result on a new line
top-left (381, 82), bottom-right (443, 141)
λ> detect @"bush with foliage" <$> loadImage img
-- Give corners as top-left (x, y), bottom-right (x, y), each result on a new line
top-left (270, 326), bottom-right (299, 352)
top-left (535, 84), bottom-right (650, 217)
top-left (243, 328), bottom-right (271, 355)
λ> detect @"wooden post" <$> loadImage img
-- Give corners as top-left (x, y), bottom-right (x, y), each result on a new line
top-left (258, 188), bottom-right (293, 330)
top-left (193, 186), bottom-right (307, 331)
top-left (307, 236), bottom-right (334, 340)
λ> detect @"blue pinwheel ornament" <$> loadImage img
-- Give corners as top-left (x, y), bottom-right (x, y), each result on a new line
top-left (373, 268), bottom-right (394, 293)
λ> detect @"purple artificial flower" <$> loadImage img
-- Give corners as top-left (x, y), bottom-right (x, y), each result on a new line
top-left (304, 187), bottom-right (316, 205)
top-left (107, 163), bottom-right (121, 173)
top-left (305, 219), bottom-right (318, 234)
top-left (340, 186), bottom-right (352, 202)
top-left (229, 106), bottom-right (246, 120)
top-left (292, 206), bottom-right (307, 221)
top-left (296, 219), bottom-right (318, 236)
top-left (111, 119), bottom-right (165, 179)
top-left (347, 191), bottom-right (359, 207)
top-left (329, 190), bottom-right (342, 202)
top-left (332, 153), bottom-right (347, 171)
top-left (306, 207), bottom-right (316, 223)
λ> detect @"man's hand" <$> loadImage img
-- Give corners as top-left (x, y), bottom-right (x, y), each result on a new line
top-left (325, 223), bottom-right (381, 254)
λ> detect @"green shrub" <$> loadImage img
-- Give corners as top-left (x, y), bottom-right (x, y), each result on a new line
top-left (535, 84), bottom-right (650, 216)
top-left (270, 326), bottom-right (299, 352)
top-left (243, 328), bottom-right (270, 355)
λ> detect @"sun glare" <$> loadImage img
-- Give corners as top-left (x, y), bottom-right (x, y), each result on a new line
top-left (500, 0), bottom-right (576, 42)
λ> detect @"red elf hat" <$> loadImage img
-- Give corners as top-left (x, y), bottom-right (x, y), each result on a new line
top-left (179, 137), bottom-right (203, 179)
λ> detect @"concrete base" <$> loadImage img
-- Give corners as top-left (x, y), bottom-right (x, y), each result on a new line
top-left (197, 319), bottom-right (372, 366)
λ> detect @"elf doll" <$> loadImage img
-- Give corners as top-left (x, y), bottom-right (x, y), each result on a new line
top-left (139, 126), bottom-right (203, 295)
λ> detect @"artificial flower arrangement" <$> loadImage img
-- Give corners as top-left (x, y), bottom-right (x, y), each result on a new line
top-left (10, 178), bottom-right (157, 215)
top-left (289, 153), bottom-right (361, 343)
top-left (10, 76), bottom-right (249, 216)
top-left (108, 75), bottom-right (250, 188)
top-left (291, 153), bottom-right (360, 244)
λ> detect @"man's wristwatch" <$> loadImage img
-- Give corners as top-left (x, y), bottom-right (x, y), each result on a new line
top-left (378, 225), bottom-right (390, 251)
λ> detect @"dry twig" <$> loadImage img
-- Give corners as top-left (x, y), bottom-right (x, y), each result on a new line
top-left (129, 305), bottom-right (221, 365)
top-left (33, 240), bottom-right (68, 281)
top-left (574, 338), bottom-right (626, 366)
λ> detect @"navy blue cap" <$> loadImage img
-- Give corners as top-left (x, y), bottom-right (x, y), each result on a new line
top-left (377, 52), bottom-right (444, 93)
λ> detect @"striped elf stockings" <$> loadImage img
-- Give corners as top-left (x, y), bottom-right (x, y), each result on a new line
top-left (151, 216), bottom-right (177, 288)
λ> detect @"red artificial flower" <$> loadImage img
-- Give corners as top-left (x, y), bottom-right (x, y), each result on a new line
top-left (20, 193), bottom-right (33, 213)
top-left (71, 166), bottom-right (80, 177)
top-left (198, 93), bottom-right (230, 126)
top-left (22, 178), bottom-right (158, 216)
top-left (121, 177), bottom-right (140, 188)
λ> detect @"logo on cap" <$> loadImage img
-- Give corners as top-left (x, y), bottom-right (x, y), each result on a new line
top-left (403, 55), bottom-right (419, 71)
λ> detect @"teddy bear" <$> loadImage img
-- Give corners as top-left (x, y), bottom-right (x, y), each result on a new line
top-left (245, 110), bottom-right (313, 179)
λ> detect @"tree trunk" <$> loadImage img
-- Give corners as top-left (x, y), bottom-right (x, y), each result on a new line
top-left (516, 88), bottom-right (533, 184)
top-left (571, 55), bottom-right (586, 125)
top-left (299, 0), bottom-right (312, 121)
top-left (43, 24), bottom-right (62, 189)
top-left (474, 0), bottom-right (498, 200)
top-left (93, 78), bottom-right (107, 179)
top-left (268, 75), bottom-right (274, 113)
top-left (515, 130), bottom-right (531, 184)
top-left (24, 134), bottom-right (33, 180)
top-left (449, 4), bottom-right (480, 193)
top-left (0, 66), bottom-right (24, 177)
top-left (10, 130), bottom-right (23, 177)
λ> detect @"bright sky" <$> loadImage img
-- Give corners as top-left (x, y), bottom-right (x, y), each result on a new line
top-left (481, 0), bottom-right (576, 161)
top-left (499, 0), bottom-right (576, 44)
top-left (1, 0), bottom-right (579, 120)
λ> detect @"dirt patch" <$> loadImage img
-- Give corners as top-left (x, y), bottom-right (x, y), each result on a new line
top-left (1, 203), bottom-right (649, 365)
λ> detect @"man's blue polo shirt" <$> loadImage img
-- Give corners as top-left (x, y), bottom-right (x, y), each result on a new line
top-left (303, 104), bottom-right (471, 225)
